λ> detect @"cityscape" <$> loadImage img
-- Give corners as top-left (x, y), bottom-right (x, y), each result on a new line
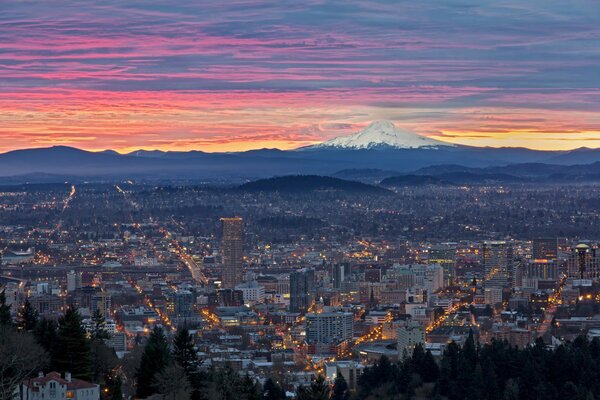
top-left (3, 182), bottom-right (600, 399)
top-left (1, 1), bottom-right (600, 400)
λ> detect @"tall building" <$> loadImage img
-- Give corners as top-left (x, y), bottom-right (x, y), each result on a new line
top-left (221, 217), bottom-right (244, 289)
top-left (532, 238), bottom-right (558, 260)
top-left (306, 311), bottom-right (353, 344)
top-left (331, 264), bottom-right (345, 289)
top-left (66, 270), bottom-right (82, 293)
top-left (482, 241), bottom-right (513, 288)
top-left (428, 243), bottom-right (457, 286)
top-left (568, 243), bottom-right (599, 280)
top-left (290, 268), bottom-right (315, 313)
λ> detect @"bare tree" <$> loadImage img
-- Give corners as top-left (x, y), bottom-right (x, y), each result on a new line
top-left (154, 363), bottom-right (191, 400)
top-left (0, 326), bottom-right (49, 399)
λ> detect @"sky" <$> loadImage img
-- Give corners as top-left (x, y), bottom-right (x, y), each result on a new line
top-left (0, 0), bottom-right (599, 153)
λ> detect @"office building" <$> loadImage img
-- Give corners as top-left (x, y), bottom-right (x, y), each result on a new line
top-left (483, 241), bottom-right (513, 288)
top-left (532, 238), bottom-right (558, 260)
top-left (290, 268), bottom-right (315, 313)
top-left (306, 311), bottom-right (353, 344)
top-left (569, 243), bottom-right (599, 280)
top-left (397, 321), bottom-right (425, 357)
top-left (221, 217), bottom-right (244, 288)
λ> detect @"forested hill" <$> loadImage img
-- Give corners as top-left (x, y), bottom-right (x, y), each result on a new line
top-left (237, 175), bottom-right (390, 193)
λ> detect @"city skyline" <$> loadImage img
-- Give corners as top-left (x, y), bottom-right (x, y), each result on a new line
top-left (1, 1), bottom-right (599, 153)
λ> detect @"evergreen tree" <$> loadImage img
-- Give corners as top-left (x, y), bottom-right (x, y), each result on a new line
top-left (173, 328), bottom-right (197, 374)
top-left (239, 374), bottom-right (261, 400)
top-left (33, 318), bottom-right (57, 353)
top-left (91, 308), bottom-right (110, 340)
top-left (52, 307), bottom-right (92, 380)
top-left (17, 298), bottom-right (38, 331)
top-left (331, 371), bottom-right (349, 400)
top-left (136, 326), bottom-right (170, 398)
top-left (263, 378), bottom-right (286, 400)
top-left (111, 376), bottom-right (123, 400)
top-left (0, 289), bottom-right (12, 326)
top-left (296, 375), bottom-right (330, 400)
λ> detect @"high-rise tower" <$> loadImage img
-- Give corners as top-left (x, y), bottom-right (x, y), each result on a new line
top-left (221, 217), bottom-right (244, 288)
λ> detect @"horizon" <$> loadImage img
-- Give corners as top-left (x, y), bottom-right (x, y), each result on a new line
top-left (1, 1), bottom-right (599, 153)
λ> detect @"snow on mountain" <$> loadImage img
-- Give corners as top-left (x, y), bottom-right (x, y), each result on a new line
top-left (311, 120), bottom-right (454, 150)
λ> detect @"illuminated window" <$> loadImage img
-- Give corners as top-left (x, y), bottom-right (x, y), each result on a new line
top-left (66, 391), bottom-right (74, 398)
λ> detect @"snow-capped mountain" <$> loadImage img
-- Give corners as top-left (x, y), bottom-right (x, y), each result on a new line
top-left (310, 120), bottom-right (454, 150)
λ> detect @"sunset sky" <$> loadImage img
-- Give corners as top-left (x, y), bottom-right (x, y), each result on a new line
top-left (1, 1), bottom-right (599, 153)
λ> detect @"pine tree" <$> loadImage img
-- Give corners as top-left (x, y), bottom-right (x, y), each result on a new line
top-left (0, 289), bottom-right (12, 326)
top-left (331, 371), bottom-right (349, 400)
top-left (52, 307), bottom-right (92, 380)
top-left (296, 375), bottom-right (330, 400)
top-left (173, 328), bottom-right (197, 374)
top-left (33, 318), bottom-right (57, 353)
top-left (111, 376), bottom-right (123, 400)
top-left (239, 374), bottom-right (261, 400)
top-left (91, 308), bottom-right (110, 340)
top-left (263, 378), bottom-right (286, 400)
top-left (17, 298), bottom-right (38, 331)
top-left (136, 326), bottom-right (170, 398)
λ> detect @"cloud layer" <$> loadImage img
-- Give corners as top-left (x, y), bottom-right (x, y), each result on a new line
top-left (1, 0), bottom-right (599, 151)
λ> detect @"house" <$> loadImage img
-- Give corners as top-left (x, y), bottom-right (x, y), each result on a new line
top-left (22, 372), bottom-right (99, 400)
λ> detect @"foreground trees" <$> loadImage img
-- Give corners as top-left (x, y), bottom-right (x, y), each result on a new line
top-left (0, 326), bottom-right (48, 399)
top-left (356, 333), bottom-right (600, 400)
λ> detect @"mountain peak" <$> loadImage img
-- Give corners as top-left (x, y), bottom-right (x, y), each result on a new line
top-left (309, 120), bottom-right (455, 150)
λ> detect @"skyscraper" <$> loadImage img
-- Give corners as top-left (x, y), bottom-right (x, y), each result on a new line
top-left (221, 217), bottom-right (244, 289)
top-left (290, 268), bottom-right (315, 313)
top-left (532, 238), bottom-right (558, 260)
top-left (569, 243), bottom-right (598, 280)
top-left (482, 241), bottom-right (513, 288)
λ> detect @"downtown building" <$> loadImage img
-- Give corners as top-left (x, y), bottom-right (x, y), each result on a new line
top-left (220, 217), bottom-right (244, 289)
top-left (306, 310), bottom-right (354, 344)
top-left (290, 268), bottom-right (315, 313)
top-left (482, 241), bottom-right (513, 289)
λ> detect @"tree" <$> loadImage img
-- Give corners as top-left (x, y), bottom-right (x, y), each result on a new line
top-left (111, 376), bottom-right (123, 400)
top-left (205, 366), bottom-right (240, 400)
top-left (91, 308), bottom-right (110, 340)
top-left (154, 363), bottom-right (192, 400)
top-left (33, 318), bottom-right (57, 353)
top-left (136, 326), bottom-right (170, 398)
top-left (17, 298), bottom-right (38, 332)
top-left (296, 375), bottom-right (330, 400)
top-left (0, 289), bottom-right (12, 326)
top-left (331, 371), bottom-right (349, 400)
top-left (263, 378), bottom-right (286, 400)
top-left (0, 326), bottom-right (49, 399)
top-left (173, 328), bottom-right (197, 374)
top-left (52, 307), bottom-right (92, 380)
top-left (239, 374), bottom-right (261, 400)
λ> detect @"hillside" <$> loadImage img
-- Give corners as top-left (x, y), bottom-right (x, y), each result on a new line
top-left (237, 175), bottom-right (389, 193)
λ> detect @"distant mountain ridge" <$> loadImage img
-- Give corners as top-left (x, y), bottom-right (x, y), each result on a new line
top-left (3, 136), bottom-right (600, 183)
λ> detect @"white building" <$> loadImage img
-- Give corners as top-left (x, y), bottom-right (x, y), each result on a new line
top-left (22, 372), bottom-right (99, 400)
top-left (388, 264), bottom-right (445, 293)
top-left (66, 270), bottom-right (82, 292)
top-left (398, 321), bottom-right (425, 358)
top-left (306, 311), bottom-right (353, 344)
top-left (235, 281), bottom-right (265, 304)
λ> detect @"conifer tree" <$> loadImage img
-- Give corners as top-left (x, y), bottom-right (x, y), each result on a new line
top-left (0, 289), bottom-right (12, 326)
top-left (136, 326), bottom-right (170, 398)
top-left (331, 371), bottom-right (349, 400)
top-left (52, 307), bottom-right (92, 380)
top-left (263, 378), bottom-right (286, 400)
top-left (17, 298), bottom-right (38, 331)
